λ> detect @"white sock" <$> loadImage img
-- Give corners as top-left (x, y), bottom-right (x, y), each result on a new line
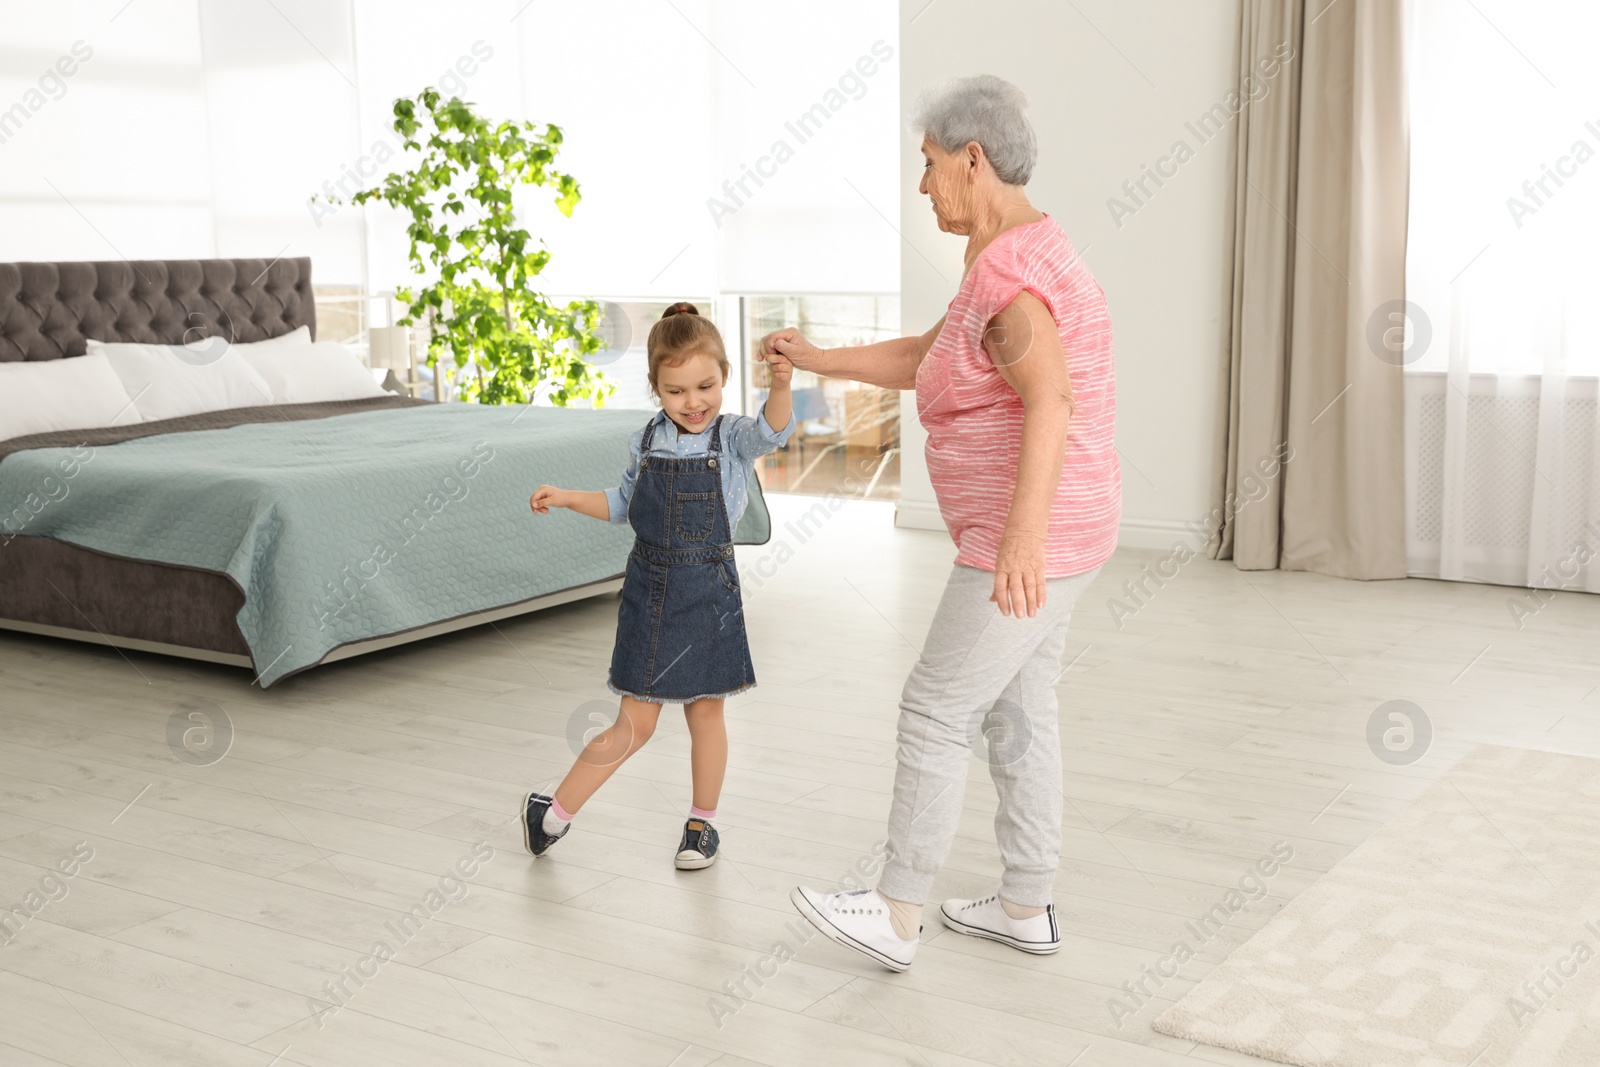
top-left (1000, 897), bottom-right (1046, 920)
top-left (542, 806), bottom-right (572, 835)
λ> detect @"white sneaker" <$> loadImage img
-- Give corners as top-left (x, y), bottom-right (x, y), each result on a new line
top-left (939, 893), bottom-right (1060, 954)
top-left (789, 886), bottom-right (920, 972)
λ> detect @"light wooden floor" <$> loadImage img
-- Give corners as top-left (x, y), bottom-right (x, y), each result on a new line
top-left (2, 494), bottom-right (1598, 1067)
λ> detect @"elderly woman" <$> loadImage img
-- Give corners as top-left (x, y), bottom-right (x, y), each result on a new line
top-left (773, 75), bottom-right (1119, 971)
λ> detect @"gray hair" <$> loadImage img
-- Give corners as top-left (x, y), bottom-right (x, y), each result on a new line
top-left (910, 74), bottom-right (1037, 186)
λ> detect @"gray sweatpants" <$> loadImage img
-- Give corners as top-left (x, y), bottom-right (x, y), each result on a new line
top-left (876, 562), bottom-right (1100, 908)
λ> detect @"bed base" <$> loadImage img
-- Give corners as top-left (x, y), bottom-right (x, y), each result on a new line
top-left (0, 576), bottom-right (623, 678)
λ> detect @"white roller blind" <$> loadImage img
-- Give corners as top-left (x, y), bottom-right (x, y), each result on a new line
top-left (709, 1), bottom-right (900, 295)
top-left (1, 0), bottom-right (898, 299)
top-left (508, 0), bottom-right (719, 301)
top-left (347, 0), bottom-right (528, 296)
top-left (0, 0), bottom-right (212, 262)
top-left (198, 0), bottom-right (363, 283)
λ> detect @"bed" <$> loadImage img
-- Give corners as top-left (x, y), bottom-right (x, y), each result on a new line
top-left (0, 257), bottom-right (769, 686)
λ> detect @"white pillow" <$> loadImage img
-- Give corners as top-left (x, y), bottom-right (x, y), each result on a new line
top-left (84, 326), bottom-right (311, 369)
top-left (236, 325), bottom-right (311, 349)
top-left (0, 354), bottom-right (142, 441)
top-left (239, 341), bottom-right (389, 404)
top-left (87, 341), bottom-right (275, 422)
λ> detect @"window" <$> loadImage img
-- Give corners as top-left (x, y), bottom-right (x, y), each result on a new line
top-left (585, 299), bottom-right (720, 412)
top-left (1404, 0), bottom-right (1600, 589)
top-left (314, 287), bottom-right (364, 345)
top-left (740, 295), bottom-right (901, 500)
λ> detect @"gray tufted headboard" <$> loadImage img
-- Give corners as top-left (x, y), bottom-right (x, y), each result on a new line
top-left (0, 257), bottom-right (316, 362)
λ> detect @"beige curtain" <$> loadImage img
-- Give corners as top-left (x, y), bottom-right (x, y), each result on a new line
top-left (1213, 0), bottom-right (1409, 579)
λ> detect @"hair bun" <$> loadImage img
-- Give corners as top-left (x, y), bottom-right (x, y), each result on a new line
top-left (661, 302), bottom-right (699, 319)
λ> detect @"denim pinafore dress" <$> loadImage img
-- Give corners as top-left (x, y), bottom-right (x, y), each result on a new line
top-left (607, 414), bottom-right (755, 703)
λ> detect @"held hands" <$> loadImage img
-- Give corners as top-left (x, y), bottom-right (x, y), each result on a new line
top-left (529, 485), bottom-right (567, 515)
top-left (757, 328), bottom-right (820, 374)
top-left (766, 350), bottom-right (794, 387)
top-left (756, 334), bottom-right (796, 434)
top-left (992, 527), bottom-right (1049, 618)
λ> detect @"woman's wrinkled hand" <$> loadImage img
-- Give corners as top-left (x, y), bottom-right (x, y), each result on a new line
top-left (992, 528), bottom-right (1048, 618)
top-left (757, 328), bottom-right (821, 372)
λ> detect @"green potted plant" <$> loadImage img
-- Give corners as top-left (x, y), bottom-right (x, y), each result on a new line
top-left (340, 89), bottom-right (613, 406)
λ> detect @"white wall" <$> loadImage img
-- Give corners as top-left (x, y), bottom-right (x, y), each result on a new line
top-left (894, 0), bottom-right (1242, 547)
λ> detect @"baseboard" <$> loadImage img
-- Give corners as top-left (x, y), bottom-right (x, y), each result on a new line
top-left (894, 499), bottom-right (948, 532)
top-left (1117, 517), bottom-right (1210, 551)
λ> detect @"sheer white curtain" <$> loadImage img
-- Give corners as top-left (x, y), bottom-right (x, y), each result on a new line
top-left (1404, 0), bottom-right (1600, 591)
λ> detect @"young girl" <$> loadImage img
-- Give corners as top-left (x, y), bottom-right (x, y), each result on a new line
top-left (521, 302), bottom-right (794, 869)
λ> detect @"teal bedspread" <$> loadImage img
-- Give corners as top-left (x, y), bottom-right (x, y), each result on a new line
top-left (0, 404), bottom-right (768, 686)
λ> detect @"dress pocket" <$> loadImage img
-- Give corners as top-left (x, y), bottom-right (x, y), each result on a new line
top-left (674, 491), bottom-right (716, 542)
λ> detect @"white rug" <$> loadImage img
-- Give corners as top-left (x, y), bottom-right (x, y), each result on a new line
top-left (1153, 746), bottom-right (1600, 1067)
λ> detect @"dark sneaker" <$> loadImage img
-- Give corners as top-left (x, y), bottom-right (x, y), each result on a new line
top-left (674, 818), bottom-right (719, 870)
top-left (521, 792), bottom-right (569, 857)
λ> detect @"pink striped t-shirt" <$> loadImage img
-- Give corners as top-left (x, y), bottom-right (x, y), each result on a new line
top-left (915, 215), bottom-right (1120, 578)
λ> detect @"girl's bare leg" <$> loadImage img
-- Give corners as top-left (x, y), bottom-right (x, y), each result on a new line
top-left (553, 696), bottom-right (662, 814)
top-left (683, 697), bottom-right (727, 812)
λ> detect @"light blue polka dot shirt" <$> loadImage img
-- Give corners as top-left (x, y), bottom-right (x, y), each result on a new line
top-left (604, 408), bottom-right (796, 530)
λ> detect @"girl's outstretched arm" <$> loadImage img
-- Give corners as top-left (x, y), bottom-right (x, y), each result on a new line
top-left (530, 486), bottom-right (611, 521)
